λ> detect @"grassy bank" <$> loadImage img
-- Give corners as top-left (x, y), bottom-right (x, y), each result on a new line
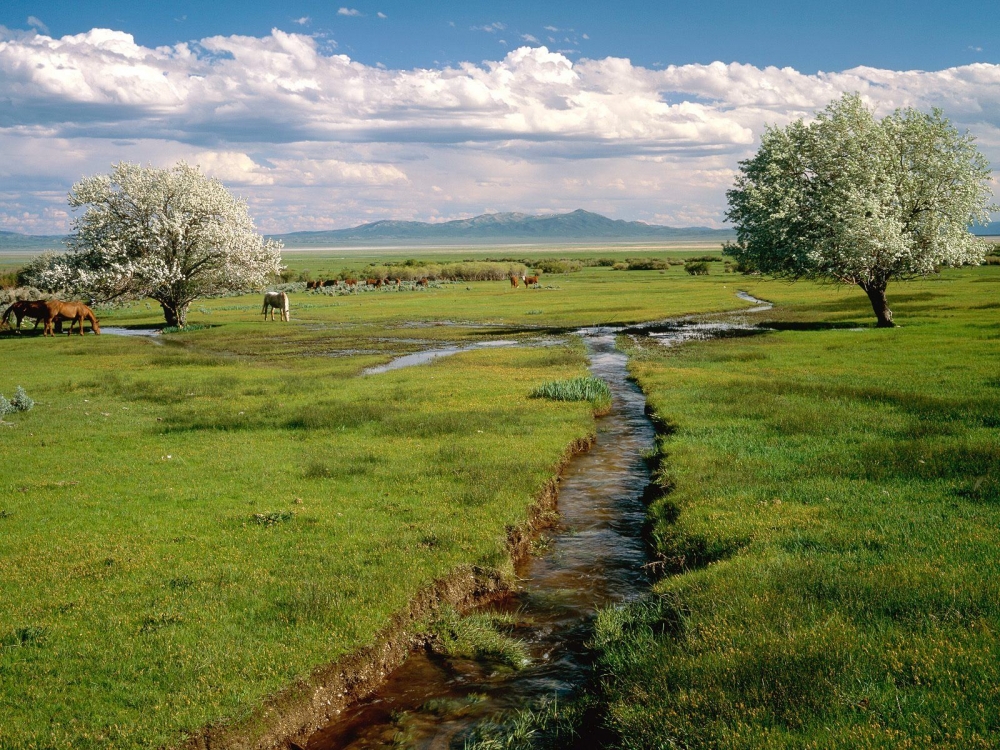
top-left (0, 260), bottom-right (762, 749)
top-left (593, 266), bottom-right (1000, 748)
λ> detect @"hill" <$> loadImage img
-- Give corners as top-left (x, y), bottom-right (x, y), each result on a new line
top-left (270, 210), bottom-right (735, 246)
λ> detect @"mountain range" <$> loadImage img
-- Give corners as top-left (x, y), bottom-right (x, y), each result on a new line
top-left (3, 211), bottom-right (998, 251)
top-left (270, 210), bottom-right (734, 246)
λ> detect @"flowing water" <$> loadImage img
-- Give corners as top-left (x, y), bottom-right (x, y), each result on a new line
top-left (306, 328), bottom-right (655, 750)
top-left (305, 296), bottom-right (772, 749)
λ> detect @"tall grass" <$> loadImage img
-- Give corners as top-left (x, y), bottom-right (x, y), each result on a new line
top-left (529, 376), bottom-right (612, 412)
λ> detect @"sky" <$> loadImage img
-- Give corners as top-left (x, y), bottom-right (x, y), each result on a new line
top-left (1, 0), bottom-right (999, 234)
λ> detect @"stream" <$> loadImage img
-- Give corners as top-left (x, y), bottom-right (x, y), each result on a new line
top-left (301, 294), bottom-right (773, 749)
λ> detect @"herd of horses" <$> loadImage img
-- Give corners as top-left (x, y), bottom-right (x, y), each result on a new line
top-left (0, 299), bottom-right (101, 336)
top-left (1, 273), bottom-right (544, 333)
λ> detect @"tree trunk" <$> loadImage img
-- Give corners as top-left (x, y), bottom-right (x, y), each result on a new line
top-left (860, 282), bottom-right (894, 328)
top-left (160, 302), bottom-right (189, 328)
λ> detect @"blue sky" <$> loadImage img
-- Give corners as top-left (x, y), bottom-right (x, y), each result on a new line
top-left (1, 1), bottom-right (998, 233)
top-left (4, 0), bottom-right (998, 73)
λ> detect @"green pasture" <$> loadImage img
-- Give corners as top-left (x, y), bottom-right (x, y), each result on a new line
top-left (0, 259), bottom-right (762, 750)
top-left (594, 265), bottom-right (1000, 748)
top-left (2, 254), bottom-right (997, 749)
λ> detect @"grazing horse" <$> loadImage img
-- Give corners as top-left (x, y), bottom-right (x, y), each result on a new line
top-left (509, 275), bottom-right (519, 288)
top-left (323, 279), bottom-right (338, 287)
top-left (394, 278), bottom-right (402, 288)
top-left (262, 291), bottom-right (290, 322)
top-left (521, 274), bottom-right (540, 288)
top-left (305, 281), bottom-right (318, 290)
top-left (417, 277), bottom-right (429, 287)
top-left (344, 278), bottom-right (358, 288)
top-left (43, 300), bottom-right (101, 336)
top-left (1, 300), bottom-right (48, 333)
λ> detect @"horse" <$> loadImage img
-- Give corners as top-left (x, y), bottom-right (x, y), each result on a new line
top-left (394, 278), bottom-right (402, 287)
top-left (306, 281), bottom-right (319, 290)
top-left (323, 279), bottom-right (338, 287)
top-left (262, 291), bottom-right (290, 322)
top-left (417, 277), bottom-right (429, 287)
top-left (522, 274), bottom-right (540, 288)
top-left (345, 278), bottom-right (358, 288)
top-left (1, 300), bottom-right (48, 333)
top-left (509, 275), bottom-right (519, 288)
top-left (43, 301), bottom-right (101, 336)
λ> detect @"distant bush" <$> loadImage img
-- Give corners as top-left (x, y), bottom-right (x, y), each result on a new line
top-left (1, 386), bottom-right (33, 417)
top-left (359, 261), bottom-right (526, 282)
top-left (530, 376), bottom-right (612, 411)
top-left (984, 255), bottom-right (1000, 265)
top-left (623, 258), bottom-right (671, 271)
top-left (592, 257), bottom-right (618, 267)
top-left (533, 259), bottom-right (583, 274)
top-left (687, 254), bottom-right (724, 262)
top-left (612, 262), bottom-right (629, 271)
top-left (685, 261), bottom-right (710, 275)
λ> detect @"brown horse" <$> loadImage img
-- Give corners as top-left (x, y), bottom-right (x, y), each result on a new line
top-left (417, 277), bottom-right (429, 287)
top-left (522, 274), bottom-right (540, 288)
top-left (344, 278), bottom-right (358, 288)
top-left (509, 275), bottom-right (519, 288)
top-left (43, 300), bottom-right (101, 336)
top-left (1, 300), bottom-right (48, 333)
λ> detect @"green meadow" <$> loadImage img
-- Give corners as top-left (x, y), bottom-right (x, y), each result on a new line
top-left (0, 254), bottom-right (755, 750)
top-left (1, 251), bottom-right (998, 749)
top-left (594, 265), bottom-right (1000, 748)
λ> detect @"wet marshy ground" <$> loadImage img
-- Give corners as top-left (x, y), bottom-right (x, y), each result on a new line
top-left (304, 295), bottom-right (773, 749)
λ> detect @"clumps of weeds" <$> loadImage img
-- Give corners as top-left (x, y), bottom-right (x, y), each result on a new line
top-left (463, 694), bottom-right (593, 750)
top-left (139, 613), bottom-right (184, 634)
top-left (426, 607), bottom-right (529, 670)
top-left (168, 576), bottom-right (194, 590)
top-left (161, 323), bottom-right (210, 334)
top-left (2, 626), bottom-right (47, 648)
top-left (684, 261), bottom-right (710, 276)
top-left (0, 386), bottom-right (34, 419)
top-left (250, 510), bottom-right (295, 526)
top-left (0, 510), bottom-right (12, 519)
top-left (530, 376), bottom-right (612, 413)
top-left (303, 460), bottom-right (334, 479)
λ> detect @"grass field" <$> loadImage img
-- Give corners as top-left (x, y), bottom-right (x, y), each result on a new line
top-left (1, 255), bottom-right (764, 750)
top-left (3, 253), bottom-right (997, 749)
top-left (593, 266), bottom-right (1000, 748)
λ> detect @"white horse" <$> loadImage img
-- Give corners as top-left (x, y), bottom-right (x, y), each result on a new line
top-left (262, 291), bottom-right (290, 322)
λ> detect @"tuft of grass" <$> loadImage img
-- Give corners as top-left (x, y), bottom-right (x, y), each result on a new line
top-left (425, 606), bottom-right (529, 670)
top-left (250, 510), bottom-right (294, 526)
top-left (161, 323), bottom-right (210, 334)
top-left (529, 376), bottom-right (612, 412)
top-left (462, 695), bottom-right (592, 750)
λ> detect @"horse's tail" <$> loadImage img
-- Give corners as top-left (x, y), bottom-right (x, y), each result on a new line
top-left (0, 304), bottom-right (12, 327)
top-left (281, 292), bottom-right (290, 321)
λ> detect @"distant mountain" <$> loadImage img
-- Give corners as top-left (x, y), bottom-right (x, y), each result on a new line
top-left (270, 210), bottom-right (735, 246)
top-left (0, 230), bottom-right (66, 251)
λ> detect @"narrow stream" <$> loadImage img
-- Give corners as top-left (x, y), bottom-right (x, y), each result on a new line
top-left (304, 295), bottom-right (772, 749)
top-left (305, 328), bottom-right (654, 749)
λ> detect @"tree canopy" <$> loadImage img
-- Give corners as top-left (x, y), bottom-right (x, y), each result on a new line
top-left (28, 162), bottom-right (282, 327)
top-left (724, 93), bottom-right (995, 326)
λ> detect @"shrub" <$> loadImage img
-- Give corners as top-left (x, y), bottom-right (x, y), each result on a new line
top-left (530, 376), bottom-right (612, 411)
top-left (0, 386), bottom-right (33, 416)
top-left (685, 261), bottom-right (710, 275)
top-left (623, 257), bottom-right (670, 271)
top-left (533, 259), bottom-right (583, 274)
top-left (984, 255), bottom-right (1000, 265)
top-left (612, 262), bottom-right (629, 271)
top-left (686, 254), bottom-right (724, 262)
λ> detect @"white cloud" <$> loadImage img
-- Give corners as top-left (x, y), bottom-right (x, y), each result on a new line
top-left (293, 17), bottom-right (311, 26)
top-left (337, 7), bottom-right (361, 16)
top-left (472, 22), bottom-right (505, 33)
top-left (544, 25), bottom-right (559, 32)
top-left (377, 12), bottom-right (387, 19)
top-left (521, 34), bottom-right (539, 43)
top-left (1, 27), bottom-right (998, 233)
top-left (26, 16), bottom-right (48, 34)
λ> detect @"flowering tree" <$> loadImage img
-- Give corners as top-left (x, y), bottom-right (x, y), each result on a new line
top-left (29, 162), bottom-right (282, 327)
top-left (725, 94), bottom-right (994, 327)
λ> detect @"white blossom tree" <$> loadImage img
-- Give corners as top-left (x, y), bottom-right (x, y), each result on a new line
top-left (29, 162), bottom-right (282, 327)
top-left (725, 94), bottom-right (995, 327)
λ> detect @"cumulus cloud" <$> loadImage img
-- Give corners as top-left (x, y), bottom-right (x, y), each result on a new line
top-left (337, 8), bottom-right (361, 17)
top-left (0, 26), bottom-right (998, 233)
